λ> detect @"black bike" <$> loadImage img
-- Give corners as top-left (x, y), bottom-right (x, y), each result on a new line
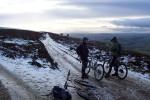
top-left (102, 55), bottom-right (128, 80)
top-left (85, 55), bottom-right (104, 81)
top-left (64, 70), bottom-right (101, 100)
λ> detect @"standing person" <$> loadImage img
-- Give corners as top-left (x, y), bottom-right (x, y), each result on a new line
top-left (76, 37), bottom-right (89, 79)
top-left (105, 37), bottom-right (122, 78)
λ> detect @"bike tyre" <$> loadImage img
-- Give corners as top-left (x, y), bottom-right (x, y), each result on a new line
top-left (103, 61), bottom-right (112, 74)
top-left (94, 64), bottom-right (104, 81)
top-left (77, 90), bottom-right (90, 100)
top-left (85, 65), bottom-right (91, 75)
top-left (74, 79), bottom-right (96, 88)
top-left (117, 63), bottom-right (128, 80)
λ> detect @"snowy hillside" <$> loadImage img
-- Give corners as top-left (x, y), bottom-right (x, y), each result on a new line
top-left (43, 33), bottom-right (150, 100)
top-left (0, 32), bottom-right (150, 100)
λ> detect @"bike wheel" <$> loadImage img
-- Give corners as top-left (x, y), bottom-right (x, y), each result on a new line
top-left (94, 64), bottom-right (104, 81)
top-left (77, 90), bottom-right (98, 100)
top-left (117, 63), bottom-right (128, 80)
top-left (85, 63), bottom-right (91, 75)
top-left (77, 90), bottom-right (90, 100)
top-left (74, 79), bottom-right (96, 88)
top-left (103, 61), bottom-right (111, 74)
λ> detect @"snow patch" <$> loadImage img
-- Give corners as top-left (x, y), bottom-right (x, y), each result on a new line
top-left (4, 38), bottom-right (33, 45)
top-left (0, 54), bottom-right (67, 97)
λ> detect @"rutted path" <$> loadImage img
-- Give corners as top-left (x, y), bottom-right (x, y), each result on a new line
top-left (0, 64), bottom-right (39, 100)
top-left (43, 34), bottom-right (150, 100)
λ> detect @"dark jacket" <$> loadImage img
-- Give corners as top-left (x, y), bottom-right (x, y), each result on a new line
top-left (76, 43), bottom-right (89, 62)
top-left (111, 42), bottom-right (122, 57)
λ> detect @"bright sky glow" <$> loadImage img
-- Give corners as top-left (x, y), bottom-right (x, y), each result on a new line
top-left (0, 0), bottom-right (150, 33)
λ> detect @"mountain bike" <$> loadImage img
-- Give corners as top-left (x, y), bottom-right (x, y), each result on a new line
top-left (85, 55), bottom-right (104, 81)
top-left (64, 70), bottom-right (101, 100)
top-left (47, 70), bottom-right (90, 100)
top-left (102, 55), bottom-right (128, 80)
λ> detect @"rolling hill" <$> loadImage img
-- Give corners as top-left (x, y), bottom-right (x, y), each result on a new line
top-left (70, 33), bottom-right (150, 55)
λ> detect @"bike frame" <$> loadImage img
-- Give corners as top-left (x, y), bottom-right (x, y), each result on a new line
top-left (88, 57), bottom-right (98, 71)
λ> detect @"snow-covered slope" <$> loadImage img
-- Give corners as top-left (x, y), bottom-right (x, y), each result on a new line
top-left (0, 34), bottom-right (81, 100)
top-left (0, 35), bottom-right (71, 99)
top-left (0, 33), bottom-right (150, 100)
top-left (42, 34), bottom-right (150, 100)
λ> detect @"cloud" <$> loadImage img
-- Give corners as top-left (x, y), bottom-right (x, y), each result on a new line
top-left (0, 0), bottom-right (61, 14)
top-left (62, 0), bottom-right (150, 18)
top-left (0, 0), bottom-right (150, 33)
top-left (112, 17), bottom-right (150, 28)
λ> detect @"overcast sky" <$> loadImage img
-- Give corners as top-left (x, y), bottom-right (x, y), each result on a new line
top-left (0, 0), bottom-right (150, 33)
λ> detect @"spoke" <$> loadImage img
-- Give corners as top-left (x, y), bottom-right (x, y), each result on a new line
top-left (118, 64), bottom-right (128, 79)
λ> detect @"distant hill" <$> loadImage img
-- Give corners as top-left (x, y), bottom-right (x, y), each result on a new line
top-left (0, 28), bottom-right (150, 57)
top-left (70, 33), bottom-right (150, 55)
top-left (0, 28), bottom-right (42, 40)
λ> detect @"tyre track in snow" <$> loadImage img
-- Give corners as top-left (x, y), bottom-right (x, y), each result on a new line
top-left (0, 64), bottom-right (44, 100)
top-left (43, 35), bottom-right (150, 100)
top-left (63, 48), bottom-right (150, 100)
top-left (42, 36), bottom-right (116, 100)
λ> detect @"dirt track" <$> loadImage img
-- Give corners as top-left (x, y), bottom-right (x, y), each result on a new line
top-left (0, 81), bottom-right (11, 100)
top-left (1, 34), bottom-right (149, 100)
top-left (67, 55), bottom-right (150, 100)
top-left (44, 36), bottom-right (150, 100)
top-left (65, 54), bottom-right (150, 100)
top-left (0, 64), bottom-right (40, 100)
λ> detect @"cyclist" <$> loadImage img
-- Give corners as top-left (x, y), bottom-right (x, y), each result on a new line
top-left (76, 37), bottom-right (89, 79)
top-left (105, 37), bottom-right (122, 78)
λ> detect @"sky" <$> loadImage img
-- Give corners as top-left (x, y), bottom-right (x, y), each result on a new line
top-left (0, 0), bottom-right (150, 33)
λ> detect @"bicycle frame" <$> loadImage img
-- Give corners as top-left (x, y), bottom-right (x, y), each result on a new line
top-left (64, 70), bottom-right (100, 100)
top-left (88, 56), bottom-right (99, 70)
top-left (112, 57), bottom-right (125, 67)
top-left (101, 54), bottom-right (123, 68)
top-left (87, 55), bottom-right (105, 81)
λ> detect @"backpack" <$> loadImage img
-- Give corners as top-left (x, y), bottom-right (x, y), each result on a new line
top-left (52, 86), bottom-right (72, 100)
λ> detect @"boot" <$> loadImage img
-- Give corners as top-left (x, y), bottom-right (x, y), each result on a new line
top-left (84, 74), bottom-right (88, 79)
top-left (81, 73), bottom-right (88, 79)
